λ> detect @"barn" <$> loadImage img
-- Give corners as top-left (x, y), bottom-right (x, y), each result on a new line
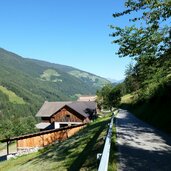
top-left (36, 101), bottom-right (97, 130)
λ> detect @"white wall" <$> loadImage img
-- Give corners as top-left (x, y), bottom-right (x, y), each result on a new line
top-left (54, 122), bottom-right (60, 129)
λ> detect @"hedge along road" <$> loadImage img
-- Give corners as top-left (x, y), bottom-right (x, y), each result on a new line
top-left (115, 109), bottom-right (171, 171)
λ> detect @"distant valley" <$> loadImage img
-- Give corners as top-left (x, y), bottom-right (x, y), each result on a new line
top-left (0, 48), bottom-right (110, 139)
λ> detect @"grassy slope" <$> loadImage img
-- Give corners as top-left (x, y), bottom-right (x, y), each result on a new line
top-left (0, 86), bottom-right (25, 104)
top-left (121, 94), bottom-right (134, 104)
top-left (0, 114), bottom-right (117, 171)
top-left (121, 91), bottom-right (171, 134)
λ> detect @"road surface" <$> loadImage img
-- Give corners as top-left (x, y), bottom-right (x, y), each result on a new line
top-left (116, 109), bottom-right (171, 171)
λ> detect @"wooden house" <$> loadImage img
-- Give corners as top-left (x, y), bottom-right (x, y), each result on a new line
top-left (36, 101), bottom-right (97, 130)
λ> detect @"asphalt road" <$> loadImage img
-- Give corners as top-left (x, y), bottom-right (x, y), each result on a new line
top-left (115, 109), bottom-right (171, 171)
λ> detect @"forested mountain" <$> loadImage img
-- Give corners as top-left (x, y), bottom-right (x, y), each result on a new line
top-left (0, 48), bottom-right (110, 139)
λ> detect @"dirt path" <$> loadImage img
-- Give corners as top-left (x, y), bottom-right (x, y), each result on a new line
top-left (116, 109), bottom-right (171, 171)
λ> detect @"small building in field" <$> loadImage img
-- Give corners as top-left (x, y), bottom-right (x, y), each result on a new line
top-left (77, 95), bottom-right (97, 102)
top-left (36, 101), bottom-right (97, 130)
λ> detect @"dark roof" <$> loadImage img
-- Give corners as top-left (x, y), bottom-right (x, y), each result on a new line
top-left (36, 101), bottom-right (72, 117)
top-left (67, 101), bottom-right (96, 117)
top-left (36, 101), bottom-right (96, 118)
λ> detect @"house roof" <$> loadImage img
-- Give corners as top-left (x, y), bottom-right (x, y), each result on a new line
top-left (35, 122), bottom-right (51, 129)
top-left (36, 101), bottom-right (96, 118)
top-left (36, 101), bottom-right (72, 117)
top-left (67, 101), bottom-right (96, 117)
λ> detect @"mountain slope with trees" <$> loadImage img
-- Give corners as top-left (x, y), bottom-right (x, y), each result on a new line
top-left (0, 48), bottom-right (110, 139)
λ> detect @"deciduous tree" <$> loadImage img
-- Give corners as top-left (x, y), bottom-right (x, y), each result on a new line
top-left (111, 0), bottom-right (171, 59)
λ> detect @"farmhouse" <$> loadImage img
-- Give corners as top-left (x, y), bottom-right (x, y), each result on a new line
top-left (36, 101), bottom-right (97, 130)
top-left (1, 101), bottom-right (97, 155)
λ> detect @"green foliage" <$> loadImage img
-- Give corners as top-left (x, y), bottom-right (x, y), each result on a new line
top-left (121, 79), bottom-right (171, 133)
top-left (96, 84), bottom-right (121, 110)
top-left (111, 0), bottom-right (171, 96)
top-left (96, 84), bottom-right (113, 110)
top-left (111, 1), bottom-right (171, 133)
top-left (108, 86), bottom-right (121, 108)
top-left (111, 0), bottom-right (171, 59)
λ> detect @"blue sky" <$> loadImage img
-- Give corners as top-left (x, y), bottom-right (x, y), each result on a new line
top-left (0, 0), bottom-right (133, 81)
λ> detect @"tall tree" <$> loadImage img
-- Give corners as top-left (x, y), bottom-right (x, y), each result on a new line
top-left (111, 0), bottom-right (171, 59)
top-left (96, 84), bottom-right (113, 110)
top-left (108, 86), bottom-right (121, 108)
top-left (96, 84), bottom-right (121, 110)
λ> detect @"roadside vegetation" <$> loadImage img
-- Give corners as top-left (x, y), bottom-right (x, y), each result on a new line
top-left (108, 126), bottom-right (117, 171)
top-left (96, 0), bottom-right (171, 134)
top-left (96, 84), bottom-right (121, 111)
top-left (120, 88), bottom-right (171, 133)
top-left (0, 114), bottom-right (117, 171)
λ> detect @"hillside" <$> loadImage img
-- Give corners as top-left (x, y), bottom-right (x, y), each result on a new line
top-left (0, 114), bottom-right (117, 171)
top-left (120, 79), bottom-right (171, 134)
top-left (0, 48), bottom-right (110, 139)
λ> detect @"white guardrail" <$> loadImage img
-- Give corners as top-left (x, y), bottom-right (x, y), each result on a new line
top-left (98, 112), bottom-right (115, 171)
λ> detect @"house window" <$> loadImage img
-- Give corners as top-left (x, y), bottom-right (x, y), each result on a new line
top-left (60, 124), bottom-right (68, 128)
top-left (64, 114), bottom-right (71, 122)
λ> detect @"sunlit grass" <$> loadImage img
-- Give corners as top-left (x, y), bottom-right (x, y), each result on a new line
top-left (0, 114), bottom-right (116, 171)
top-left (0, 86), bottom-right (25, 104)
top-left (121, 93), bottom-right (134, 104)
top-left (108, 126), bottom-right (117, 171)
top-left (40, 69), bottom-right (62, 82)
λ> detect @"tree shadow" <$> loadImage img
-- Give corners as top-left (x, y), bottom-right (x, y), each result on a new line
top-left (19, 118), bottom-right (110, 170)
top-left (116, 109), bottom-right (171, 171)
top-left (118, 144), bottom-right (171, 171)
top-left (68, 120), bottom-right (107, 171)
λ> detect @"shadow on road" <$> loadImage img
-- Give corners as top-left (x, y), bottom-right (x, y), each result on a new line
top-left (116, 109), bottom-right (171, 171)
top-left (118, 143), bottom-right (171, 171)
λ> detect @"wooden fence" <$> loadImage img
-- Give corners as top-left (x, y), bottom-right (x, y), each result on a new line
top-left (1, 124), bottom-right (85, 153)
top-left (17, 125), bottom-right (84, 148)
